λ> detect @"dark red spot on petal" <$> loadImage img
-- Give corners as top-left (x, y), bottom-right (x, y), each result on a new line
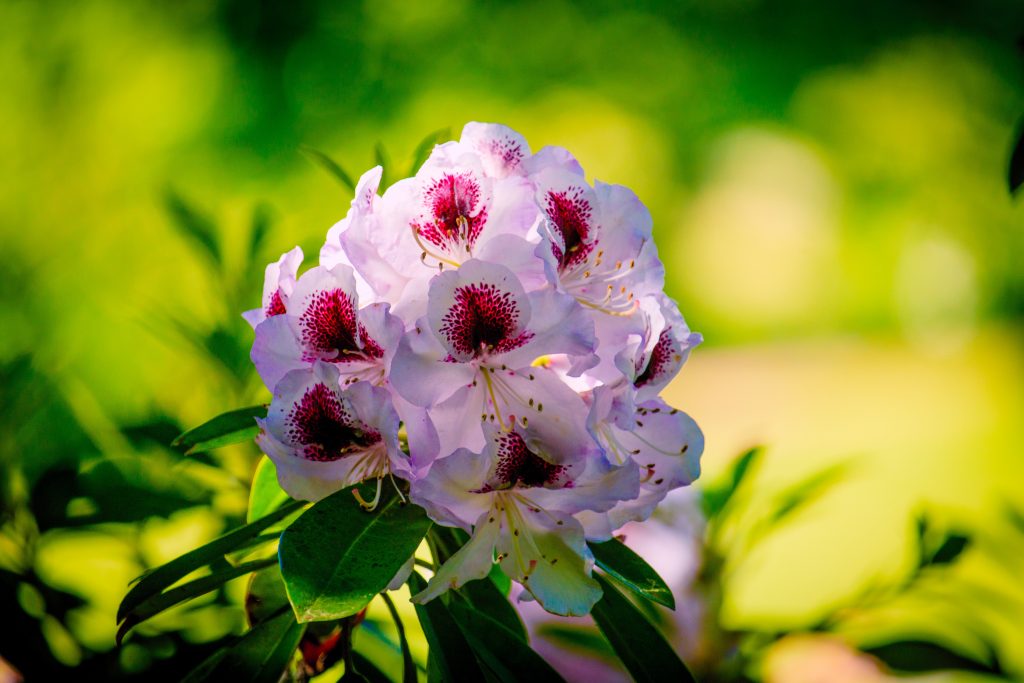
top-left (414, 172), bottom-right (488, 252)
top-left (286, 383), bottom-right (381, 461)
top-left (635, 327), bottom-right (673, 388)
top-left (545, 188), bottom-right (594, 270)
top-left (492, 431), bottom-right (566, 489)
top-left (439, 283), bottom-right (533, 358)
top-left (299, 289), bottom-right (384, 363)
top-left (265, 290), bottom-right (287, 316)
top-left (482, 138), bottom-right (525, 171)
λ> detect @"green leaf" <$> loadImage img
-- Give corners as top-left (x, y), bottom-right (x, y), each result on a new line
top-left (246, 565), bottom-right (290, 627)
top-left (301, 146), bottom-right (356, 191)
top-left (449, 601), bottom-right (564, 683)
top-left (766, 463), bottom-right (846, 526)
top-left (456, 570), bottom-right (527, 642)
top-left (183, 607), bottom-right (307, 683)
top-left (1010, 121), bottom-right (1024, 195)
top-left (375, 143), bottom-right (391, 191)
top-left (864, 640), bottom-right (1002, 675)
top-left (279, 482), bottom-right (431, 622)
top-left (247, 456), bottom-right (291, 523)
top-left (536, 624), bottom-right (615, 659)
top-left (350, 652), bottom-right (393, 683)
top-left (118, 500), bottom-right (304, 624)
top-left (488, 562), bottom-right (512, 595)
top-left (165, 190), bottom-right (222, 267)
top-left (408, 572), bottom-right (487, 682)
top-left (916, 519), bottom-right (970, 568)
top-left (407, 128), bottom-right (450, 177)
top-left (118, 557), bottom-right (276, 644)
top-left (381, 592), bottom-right (417, 683)
top-left (702, 447), bottom-right (760, 519)
top-left (172, 405), bottom-right (267, 455)
top-left (589, 538), bottom-right (675, 610)
top-left (248, 203), bottom-right (273, 263)
top-left (591, 574), bottom-right (696, 683)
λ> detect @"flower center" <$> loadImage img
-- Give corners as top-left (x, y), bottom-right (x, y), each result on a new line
top-left (414, 172), bottom-right (488, 257)
top-left (439, 283), bottom-right (533, 358)
top-left (545, 188), bottom-right (594, 271)
top-left (299, 289), bottom-right (384, 363)
top-left (492, 431), bottom-right (566, 490)
top-left (265, 290), bottom-right (287, 316)
top-left (286, 383), bottom-right (381, 461)
top-left (635, 327), bottom-right (673, 388)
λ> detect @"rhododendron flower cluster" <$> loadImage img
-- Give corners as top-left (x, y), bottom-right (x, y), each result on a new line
top-left (245, 123), bottom-right (704, 616)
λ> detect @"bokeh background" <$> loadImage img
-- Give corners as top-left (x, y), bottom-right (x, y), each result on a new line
top-left (2, 0), bottom-right (1024, 680)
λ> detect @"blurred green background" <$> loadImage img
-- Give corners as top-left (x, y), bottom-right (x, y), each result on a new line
top-left (2, 0), bottom-right (1024, 680)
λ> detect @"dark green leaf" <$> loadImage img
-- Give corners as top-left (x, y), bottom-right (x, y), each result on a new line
top-left (165, 190), bottom-right (222, 267)
top-left (247, 456), bottom-right (291, 523)
top-left (702, 447), bottom-right (761, 518)
top-left (457, 570), bottom-right (527, 642)
top-left (301, 146), bottom-right (356, 191)
top-left (1010, 121), bottom-right (1024, 194)
top-left (280, 482), bottom-right (431, 622)
top-left (350, 652), bottom-right (393, 683)
top-left (916, 517), bottom-right (971, 568)
top-left (407, 128), bottom-right (450, 177)
top-left (408, 572), bottom-right (487, 682)
top-left (381, 593), bottom-right (417, 683)
top-left (865, 640), bottom-right (1002, 675)
top-left (118, 499), bottom-right (303, 623)
top-left (589, 538), bottom-right (675, 610)
top-left (246, 565), bottom-right (290, 627)
top-left (536, 624), bottom-right (615, 659)
top-left (183, 607), bottom-right (307, 683)
top-left (926, 534), bottom-right (970, 566)
top-left (248, 203), bottom-right (273, 263)
top-left (172, 405), bottom-right (266, 455)
top-left (450, 602), bottom-right (564, 683)
top-left (118, 557), bottom-right (276, 643)
top-left (375, 143), bottom-right (391, 190)
top-left (591, 574), bottom-right (696, 683)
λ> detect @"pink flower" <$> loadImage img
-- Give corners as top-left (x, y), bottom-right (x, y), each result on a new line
top-left (246, 122), bottom-right (705, 615)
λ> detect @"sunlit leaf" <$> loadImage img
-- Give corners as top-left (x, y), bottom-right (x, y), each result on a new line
top-left (172, 405), bottom-right (267, 456)
top-left (117, 500), bottom-right (303, 624)
top-left (589, 538), bottom-right (675, 610)
top-left (766, 463), bottom-right (847, 526)
top-left (702, 447), bottom-right (761, 519)
top-left (182, 607), bottom-right (307, 683)
top-left (279, 482), bottom-right (431, 622)
top-left (407, 572), bottom-right (487, 682)
top-left (247, 456), bottom-right (291, 523)
top-left (449, 601), bottom-right (564, 682)
top-left (118, 557), bottom-right (277, 644)
top-left (488, 562), bottom-right (512, 596)
top-left (591, 575), bottom-right (696, 683)
top-left (301, 146), bottom-right (356, 191)
top-left (864, 640), bottom-right (1003, 675)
